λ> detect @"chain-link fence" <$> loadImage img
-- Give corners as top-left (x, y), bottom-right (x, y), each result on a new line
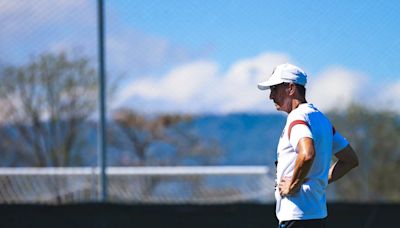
top-left (0, 1), bottom-right (399, 204)
top-left (0, 166), bottom-right (274, 204)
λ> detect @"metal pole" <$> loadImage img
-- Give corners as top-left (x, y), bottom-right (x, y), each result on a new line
top-left (97, 0), bottom-right (107, 202)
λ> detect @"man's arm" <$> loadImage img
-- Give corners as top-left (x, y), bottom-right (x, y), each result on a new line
top-left (328, 145), bottom-right (359, 184)
top-left (279, 137), bottom-right (315, 196)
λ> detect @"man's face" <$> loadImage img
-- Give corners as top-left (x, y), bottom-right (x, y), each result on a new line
top-left (269, 83), bottom-right (291, 113)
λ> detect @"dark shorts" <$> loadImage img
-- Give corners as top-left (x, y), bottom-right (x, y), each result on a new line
top-left (279, 218), bottom-right (326, 228)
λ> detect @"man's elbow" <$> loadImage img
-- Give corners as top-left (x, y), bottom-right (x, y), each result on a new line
top-left (351, 155), bottom-right (359, 168)
top-left (349, 147), bottom-right (359, 168)
top-left (305, 151), bottom-right (315, 163)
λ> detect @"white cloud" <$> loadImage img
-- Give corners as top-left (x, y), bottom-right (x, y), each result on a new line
top-left (114, 53), bottom-right (400, 114)
top-left (0, 1), bottom-right (95, 38)
top-left (112, 52), bottom-right (292, 113)
top-left (0, 0), bottom-right (192, 73)
top-left (307, 67), bottom-right (370, 112)
top-left (376, 81), bottom-right (400, 112)
top-left (213, 53), bottom-right (291, 113)
top-left (112, 60), bottom-right (219, 112)
top-left (0, 0), bottom-right (97, 63)
top-left (306, 67), bottom-right (400, 113)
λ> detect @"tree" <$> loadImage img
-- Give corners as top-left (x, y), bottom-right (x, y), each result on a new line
top-left (110, 108), bottom-right (222, 166)
top-left (108, 108), bottom-right (223, 201)
top-left (328, 104), bottom-right (400, 202)
top-left (0, 52), bottom-right (99, 166)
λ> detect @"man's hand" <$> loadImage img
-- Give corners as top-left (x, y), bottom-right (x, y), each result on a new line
top-left (278, 176), bottom-right (301, 197)
top-left (278, 137), bottom-right (315, 197)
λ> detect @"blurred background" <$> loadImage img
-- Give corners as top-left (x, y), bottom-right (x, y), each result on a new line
top-left (0, 0), bottom-right (399, 227)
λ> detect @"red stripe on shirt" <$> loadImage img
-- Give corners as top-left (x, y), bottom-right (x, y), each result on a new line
top-left (288, 120), bottom-right (309, 140)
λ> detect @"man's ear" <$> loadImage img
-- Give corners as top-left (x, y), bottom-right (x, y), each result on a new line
top-left (288, 83), bottom-right (296, 96)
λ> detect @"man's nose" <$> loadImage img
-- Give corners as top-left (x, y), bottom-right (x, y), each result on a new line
top-left (269, 91), bottom-right (274, 100)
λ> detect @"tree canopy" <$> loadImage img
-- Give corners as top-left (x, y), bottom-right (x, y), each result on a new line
top-left (328, 104), bottom-right (400, 202)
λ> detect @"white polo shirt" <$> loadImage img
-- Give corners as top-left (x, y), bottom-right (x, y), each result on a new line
top-left (275, 103), bottom-right (348, 222)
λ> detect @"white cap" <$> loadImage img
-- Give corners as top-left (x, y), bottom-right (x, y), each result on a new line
top-left (257, 63), bottom-right (307, 90)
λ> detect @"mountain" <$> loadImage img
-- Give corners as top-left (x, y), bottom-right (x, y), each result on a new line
top-left (0, 114), bottom-right (287, 167)
top-left (191, 113), bottom-right (286, 166)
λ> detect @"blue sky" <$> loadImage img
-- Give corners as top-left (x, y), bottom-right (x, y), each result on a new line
top-left (110, 0), bottom-right (400, 80)
top-left (1, 0), bottom-right (400, 114)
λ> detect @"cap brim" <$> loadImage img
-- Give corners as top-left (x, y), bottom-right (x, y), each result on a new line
top-left (257, 80), bottom-right (282, 90)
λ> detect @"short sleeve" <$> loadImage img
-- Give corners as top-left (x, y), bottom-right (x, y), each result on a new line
top-left (332, 131), bottom-right (349, 154)
top-left (289, 123), bottom-right (313, 150)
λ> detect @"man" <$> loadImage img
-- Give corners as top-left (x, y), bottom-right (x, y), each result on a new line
top-left (257, 63), bottom-right (359, 228)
